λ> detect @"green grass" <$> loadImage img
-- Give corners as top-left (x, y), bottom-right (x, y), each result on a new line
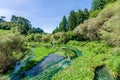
top-left (21, 41), bottom-right (120, 80)
top-left (20, 46), bottom-right (56, 71)
top-left (32, 46), bottom-right (56, 61)
top-left (0, 30), bottom-right (10, 35)
top-left (52, 41), bottom-right (120, 80)
top-left (1, 41), bottom-right (120, 80)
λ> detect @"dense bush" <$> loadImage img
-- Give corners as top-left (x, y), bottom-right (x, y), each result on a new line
top-left (99, 1), bottom-right (120, 47)
top-left (0, 22), bottom-right (16, 30)
top-left (52, 32), bottom-right (68, 44)
top-left (27, 33), bottom-right (51, 43)
top-left (89, 9), bottom-right (102, 18)
top-left (41, 34), bottom-right (51, 43)
top-left (66, 31), bottom-right (75, 40)
top-left (73, 18), bottom-right (106, 41)
top-left (0, 34), bottom-right (26, 73)
top-left (34, 34), bottom-right (42, 42)
top-left (74, 1), bottom-right (120, 47)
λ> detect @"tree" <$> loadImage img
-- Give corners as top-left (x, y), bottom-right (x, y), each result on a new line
top-left (68, 10), bottom-right (77, 31)
top-left (59, 16), bottom-right (68, 32)
top-left (105, 0), bottom-right (117, 4)
top-left (83, 8), bottom-right (89, 20)
top-left (10, 15), bottom-right (32, 34)
top-left (91, 0), bottom-right (106, 11)
top-left (52, 27), bottom-right (59, 33)
top-left (0, 16), bottom-right (6, 23)
top-left (11, 15), bottom-right (17, 22)
top-left (76, 9), bottom-right (84, 25)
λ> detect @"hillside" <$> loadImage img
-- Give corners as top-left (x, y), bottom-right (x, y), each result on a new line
top-left (52, 1), bottom-right (120, 80)
top-left (74, 1), bottom-right (120, 46)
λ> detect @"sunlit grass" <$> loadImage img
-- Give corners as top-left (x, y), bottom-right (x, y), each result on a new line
top-left (20, 46), bottom-right (56, 71)
top-left (0, 30), bottom-right (10, 35)
top-left (52, 41), bottom-right (118, 80)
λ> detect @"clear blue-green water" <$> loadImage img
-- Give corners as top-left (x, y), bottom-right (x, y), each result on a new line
top-left (10, 47), bottom-right (82, 80)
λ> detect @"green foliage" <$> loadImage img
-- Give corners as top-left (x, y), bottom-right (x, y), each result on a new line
top-left (27, 34), bottom-right (35, 41)
top-left (52, 41), bottom-right (115, 80)
top-left (76, 9), bottom-right (84, 25)
top-left (52, 32), bottom-right (68, 44)
top-left (20, 46), bottom-right (56, 71)
top-left (67, 40), bottom-right (80, 46)
top-left (73, 18), bottom-right (105, 41)
top-left (68, 10), bottom-right (77, 31)
top-left (0, 34), bottom-right (26, 73)
top-left (10, 15), bottom-right (44, 35)
top-left (59, 16), bottom-right (68, 32)
top-left (98, 1), bottom-right (120, 47)
top-left (91, 0), bottom-right (117, 11)
top-left (27, 33), bottom-right (51, 43)
top-left (28, 27), bottom-right (44, 34)
top-left (106, 56), bottom-right (120, 79)
top-left (0, 74), bottom-right (10, 80)
top-left (0, 15), bottom-right (44, 35)
top-left (34, 34), bottom-right (42, 42)
top-left (90, 0), bottom-right (117, 18)
top-left (66, 31), bottom-right (74, 40)
top-left (74, 1), bottom-right (120, 42)
top-left (89, 9), bottom-right (102, 18)
top-left (53, 9), bottom-right (89, 33)
top-left (0, 22), bottom-right (17, 30)
top-left (91, 0), bottom-right (106, 11)
top-left (10, 15), bottom-right (32, 34)
top-left (0, 30), bottom-right (10, 35)
top-left (52, 27), bottom-right (59, 33)
top-left (53, 16), bottom-right (68, 33)
top-left (83, 8), bottom-right (89, 20)
top-left (41, 34), bottom-right (51, 43)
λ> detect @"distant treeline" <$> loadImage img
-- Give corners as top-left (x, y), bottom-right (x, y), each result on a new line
top-left (0, 15), bottom-right (44, 35)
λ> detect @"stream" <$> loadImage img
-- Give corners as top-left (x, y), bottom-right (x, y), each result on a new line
top-left (10, 53), bottom-right (72, 80)
top-left (10, 47), bottom-right (82, 80)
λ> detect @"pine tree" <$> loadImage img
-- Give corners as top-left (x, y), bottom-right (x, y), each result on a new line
top-left (76, 9), bottom-right (84, 25)
top-left (68, 10), bottom-right (77, 31)
top-left (52, 27), bottom-right (59, 33)
top-left (83, 8), bottom-right (89, 20)
top-left (91, 0), bottom-right (106, 11)
top-left (59, 16), bottom-right (68, 32)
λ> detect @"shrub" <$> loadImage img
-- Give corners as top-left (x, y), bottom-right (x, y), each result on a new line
top-left (74, 1), bottom-right (120, 43)
top-left (73, 18), bottom-right (106, 41)
top-left (34, 34), bottom-right (42, 42)
top-left (66, 31), bottom-right (74, 40)
top-left (0, 34), bottom-right (26, 73)
top-left (53, 32), bottom-right (68, 44)
top-left (89, 9), bottom-right (102, 18)
top-left (41, 34), bottom-right (51, 43)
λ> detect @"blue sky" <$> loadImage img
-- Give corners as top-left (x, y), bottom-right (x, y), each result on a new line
top-left (0, 0), bottom-right (92, 33)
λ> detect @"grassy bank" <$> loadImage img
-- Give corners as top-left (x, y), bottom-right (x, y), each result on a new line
top-left (52, 41), bottom-right (120, 80)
